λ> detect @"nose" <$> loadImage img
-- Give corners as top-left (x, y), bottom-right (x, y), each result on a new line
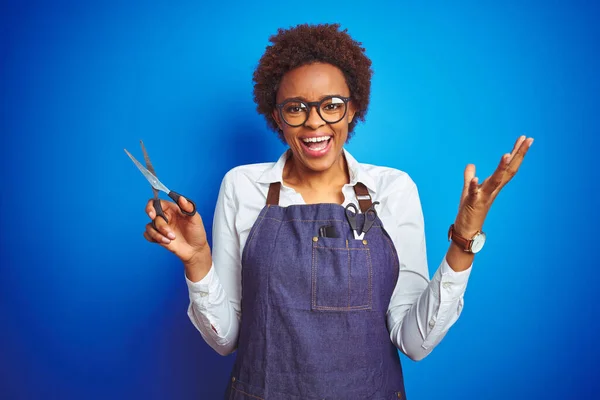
top-left (304, 105), bottom-right (326, 129)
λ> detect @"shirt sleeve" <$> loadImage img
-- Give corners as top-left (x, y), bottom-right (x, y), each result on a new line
top-left (386, 181), bottom-right (472, 361)
top-left (186, 172), bottom-right (241, 356)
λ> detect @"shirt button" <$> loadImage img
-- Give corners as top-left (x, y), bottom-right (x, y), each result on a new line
top-left (429, 319), bottom-right (435, 328)
top-left (442, 282), bottom-right (452, 289)
top-left (200, 292), bottom-right (208, 297)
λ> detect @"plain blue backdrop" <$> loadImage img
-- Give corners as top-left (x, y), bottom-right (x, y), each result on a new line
top-left (1, 0), bottom-right (598, 399)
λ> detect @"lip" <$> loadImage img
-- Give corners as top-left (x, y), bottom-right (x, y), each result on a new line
top-left (299, 135), bottom-right (333, 158)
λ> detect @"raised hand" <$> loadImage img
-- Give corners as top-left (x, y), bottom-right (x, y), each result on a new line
top-left (453, 135), bottom-right (534, 239)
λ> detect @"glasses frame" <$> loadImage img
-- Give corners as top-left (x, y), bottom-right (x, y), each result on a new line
top-left (275, 95), bottom-right (351, 127)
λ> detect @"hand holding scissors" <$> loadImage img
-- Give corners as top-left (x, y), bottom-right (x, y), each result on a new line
top-left (125, 141), bottom-right (209, 265)
top-left (125, 141), bottom-right (196, 227)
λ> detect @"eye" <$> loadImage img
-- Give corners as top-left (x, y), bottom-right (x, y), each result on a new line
top-left (323, 103), bottom-right (342, 111)
top-left (284, 102), bottom-right (306, 114)
top-left (321, 97), bottom-right (346, 113)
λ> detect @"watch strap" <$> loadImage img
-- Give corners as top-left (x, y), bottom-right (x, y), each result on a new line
top-left (448, 224), bottom-right (473, 252)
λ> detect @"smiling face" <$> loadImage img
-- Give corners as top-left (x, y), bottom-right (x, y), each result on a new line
top-left (273, 62), bottom-right (355, 174)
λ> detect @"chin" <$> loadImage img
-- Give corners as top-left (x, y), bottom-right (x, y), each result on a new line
top-left (301, 147), bottom-right (343, 172)
top-left (286, 131), bottom-right (347, 173)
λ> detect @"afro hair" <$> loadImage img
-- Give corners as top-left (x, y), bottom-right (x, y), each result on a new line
top-left (252, 23), bottom-right (373, 142)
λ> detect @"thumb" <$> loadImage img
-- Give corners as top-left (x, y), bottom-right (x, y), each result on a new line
top-left (178, 196), bottom-right (195, 214)
top-left (461, 164), bottom-right (476, 200)
top-left (463, 164), bottom-right (476, 187)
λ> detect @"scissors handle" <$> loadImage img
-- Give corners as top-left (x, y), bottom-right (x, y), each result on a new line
top-left (151, 193), bottom-right (197, 230)
top-left (168, 191), bottom-right (197, 216)
top-left (361, 201), bottom-right (380, 236)
top-left (345, 203), bottom-right (359, 231)
top-left (152, 198), bottom-right (169, 230)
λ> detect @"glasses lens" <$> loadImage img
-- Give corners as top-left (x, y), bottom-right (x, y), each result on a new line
top-left (281, 101), bottom-right (308, 126)
top-left (319, 96), bottom-right (347, 123)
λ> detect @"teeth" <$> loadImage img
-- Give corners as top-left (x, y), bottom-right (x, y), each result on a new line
top-left (302, 136), bottom-right (331, 143)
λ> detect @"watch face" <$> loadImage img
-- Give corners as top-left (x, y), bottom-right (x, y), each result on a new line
top-left (471, 232), bottom-right (486, 253)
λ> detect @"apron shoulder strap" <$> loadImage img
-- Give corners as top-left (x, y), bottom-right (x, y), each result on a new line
top-left (353, 182), bottom-right (373, 213)
top-left (266, 182), bottom-right (282, 206)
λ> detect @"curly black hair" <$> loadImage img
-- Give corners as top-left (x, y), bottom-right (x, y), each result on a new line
top-left (253, 23), bottom-right (373, 142)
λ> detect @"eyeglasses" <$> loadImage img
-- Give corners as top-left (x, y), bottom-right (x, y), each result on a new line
top-left (275, 95), bottom-right (351, 127)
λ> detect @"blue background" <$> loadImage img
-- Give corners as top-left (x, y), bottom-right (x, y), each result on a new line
top-left (1, 0), bottom-right (598, 399)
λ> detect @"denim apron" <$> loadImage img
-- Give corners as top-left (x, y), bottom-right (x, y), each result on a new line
top-left (226, 182), bottom-right (406, 399)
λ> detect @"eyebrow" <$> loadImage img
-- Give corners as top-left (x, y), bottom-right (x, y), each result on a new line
top-left (279, 94), bottom-right (347, 103)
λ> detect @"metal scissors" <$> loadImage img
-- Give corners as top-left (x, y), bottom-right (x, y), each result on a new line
top-left (124, 141), bottom-right (197, 229)
top-left (345, 201), bottom-right (380, 240)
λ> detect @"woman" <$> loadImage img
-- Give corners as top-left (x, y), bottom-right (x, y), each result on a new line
top-left (143, 24), bottom-right (532, 399)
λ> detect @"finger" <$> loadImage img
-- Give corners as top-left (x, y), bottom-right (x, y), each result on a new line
top-left (490, 137), bottom-right (533, 196)
top-left (152, 215), bottom-right (176, 241)
top-left (463, 164), bottom-right (476, 188)
top-left (145, 200), bottom-right (156, 220)
top-left (146, 199), bottom-right (178, 219)
top-left (178, 196), bottom-right (195, 214)
top-left (468, 176), bottom-right (479, 198)
top-left (512, 137), bottom-right (534, 163)
top-left (461, 164), bottom-right (476, 201)
top-left (501, 137), bottom-right (534, 184)
top-left (146, 222), bottom-right (171, 244)
top-left (481, 153), bottom-right (510, 194)
top-left (143, 231), bottom-right (157, 244)
top-left (508, 135), bottom-right (527, 161)
top-left (146, 199), bottom-right (179, 227)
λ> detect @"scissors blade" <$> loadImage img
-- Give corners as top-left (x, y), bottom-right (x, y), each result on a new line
top-left (140, 140), bottom-right (156, 176)
top-left (139, 140), bottom-right (159, 199)
top-left (124, 148), bottom-right (170, 193)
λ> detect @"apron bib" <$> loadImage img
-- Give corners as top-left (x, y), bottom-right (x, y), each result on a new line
top-left (226, 183), bottom-right (406, 399)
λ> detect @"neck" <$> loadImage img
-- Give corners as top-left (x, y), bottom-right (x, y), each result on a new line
top-left (283, 150), bottom-right (350, 191)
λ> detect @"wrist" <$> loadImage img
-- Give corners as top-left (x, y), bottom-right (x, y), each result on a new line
top-left (446, 241), bottom-right (475, 272)
top-left (448, 223), bottom-right (487, 254)
top-left (451, 222), bottom-right (482, 239)
top-left (183, 247), bottom-right (212, 282)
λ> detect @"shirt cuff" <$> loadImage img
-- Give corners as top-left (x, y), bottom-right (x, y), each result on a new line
top-left (185, 263), bottom-right (216, 303)
top-left (440, 257), bottom-right (472, 283)
top-left (435, 257), bottom-right (472, 303)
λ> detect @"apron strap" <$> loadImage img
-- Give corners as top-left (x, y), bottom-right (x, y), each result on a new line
top-left (353, 182), bottom-right (373, 213)
top-left (266, 181), bottom-right (372, 212)
top-left (266, 182), bottom-right (282, 206)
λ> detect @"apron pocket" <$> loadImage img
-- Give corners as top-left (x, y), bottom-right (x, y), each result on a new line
top-left (311, 237), bottom-right (373, 311)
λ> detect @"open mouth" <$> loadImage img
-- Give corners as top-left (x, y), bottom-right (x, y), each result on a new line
top-left (300, 136), bottom-right (332, 156)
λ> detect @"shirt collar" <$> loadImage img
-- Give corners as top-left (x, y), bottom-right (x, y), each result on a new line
top-left (344, 148), bottom-right (377, 193)
top-left (256, 148), bottom-right (378, 193)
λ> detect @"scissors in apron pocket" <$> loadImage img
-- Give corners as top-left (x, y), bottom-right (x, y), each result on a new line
top-left (345, 201), bottom-right (380, 240)
top-left (124, 141), bottom-right (197, 230)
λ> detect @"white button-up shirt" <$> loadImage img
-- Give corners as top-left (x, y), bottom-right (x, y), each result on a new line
top-left (186, 149), bottom-right (471, 361)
